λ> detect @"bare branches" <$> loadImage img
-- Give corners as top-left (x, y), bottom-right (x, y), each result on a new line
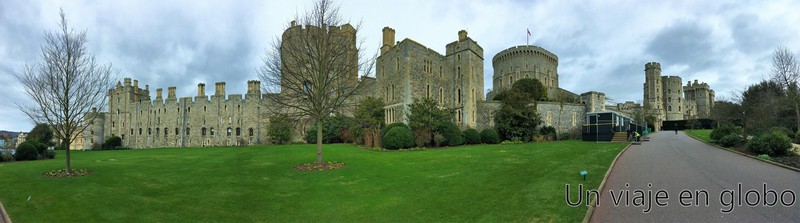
top-left (259, 0), bottom-right (375, 121)
top-left (771, 46), bottom-right (800, 88)
top-left (15, 8), bottom-right (114, 171)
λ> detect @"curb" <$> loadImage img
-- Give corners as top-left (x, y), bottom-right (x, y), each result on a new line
top-left (581, 142), bottom-right (632, 223)
top-left (0, 201), bottom-right (11, 223)
top-left (685, 134), bottom-right (800, 173)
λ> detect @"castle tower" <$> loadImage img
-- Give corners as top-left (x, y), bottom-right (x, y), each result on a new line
top-left (445, 30), bottom-right (484, 128)
top-left (643, 62), bottom-right (664, 129)
top-left (661, 76), bottom-right (683, 120)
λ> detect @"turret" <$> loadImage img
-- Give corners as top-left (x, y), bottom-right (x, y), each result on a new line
top-left (197, 83), bottom-right (206, 96)
top-left (168, 87), bottom-right (177, 100)
top-left (215, 82), bottom-right (226, 96)
top-left (458, 30), bottom-right (468, 41)
top-left (155, 88), bottom-right (163, 100)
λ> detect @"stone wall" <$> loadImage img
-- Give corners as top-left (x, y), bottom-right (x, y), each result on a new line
top-left (491, 45), bottom-right (559, 99)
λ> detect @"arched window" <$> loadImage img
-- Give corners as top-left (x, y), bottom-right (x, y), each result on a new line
top-left (202, 127), bottom-right (207, 136)
top-left (139, 128), bottom-right (142, 135)
top-left (668, 106), bottom-right (672, 112)
top-left (210, 128), bottom-right (215, 136)
top-left (227, 128), bottom-right (232, 136)
top-left (186, 128), bottom-right (190, 135)
top-left (175, 128), bottom-right (179, 135)
top-left (249, 128), bottom-right (254, 136)
top-left (236, 127), bottom-right (241, 136)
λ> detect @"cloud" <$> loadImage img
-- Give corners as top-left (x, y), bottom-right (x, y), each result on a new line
top-left (1, 0), bottom-right (800, 132)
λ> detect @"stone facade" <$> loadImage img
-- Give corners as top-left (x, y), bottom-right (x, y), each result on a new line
top-left (376, 27), bottom-right (484, 128)
top-left (377, 27), bottom-right (604, 132)
top-left (643, 62), bottom-right (715, 130)
top-left (85, 78), bottom-right (269, 149)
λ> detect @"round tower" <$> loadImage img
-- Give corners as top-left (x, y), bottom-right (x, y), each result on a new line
top-left (491, 45), bottom-right (559, 99)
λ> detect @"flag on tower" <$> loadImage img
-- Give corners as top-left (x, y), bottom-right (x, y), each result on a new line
top-left (527, 28), bottom-right (531, 37)
top-left (527, 28), bottom-right (531, 45)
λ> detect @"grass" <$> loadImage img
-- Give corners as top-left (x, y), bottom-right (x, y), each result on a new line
top-left (685, 129), bottom-right (713, 143)
top-left (0, 141), bottom-right (626, 222)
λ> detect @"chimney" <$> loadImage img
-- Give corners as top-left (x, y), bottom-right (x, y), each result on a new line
top-left (291, 20), bottom-right (296, 27)
top-left (134, 80), bottom-right (138, 88)
top-left (215, 82), bottom-right (226, 96)
top-left (381, 27), bottom-right (396, 55)
top-left (197, 83), bottom-right (206, 96)
top-left (145, 85), bottom-right (149, 91)
top-left (168, 87), bottom-right (176, 99)
top-left (156, 88), bottom-right (163, 100)
top-left (92, 108), bottom-right (97, 113)
top-left (124, 78), bottom-right (131, 87)
top-left (458, 30), bottom-right (467, 41)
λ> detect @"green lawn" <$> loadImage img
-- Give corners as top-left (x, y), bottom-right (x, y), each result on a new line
top-left (0, 141), bottom-right (626, 222)
top-left (685, 129), bottom-right (713, 143)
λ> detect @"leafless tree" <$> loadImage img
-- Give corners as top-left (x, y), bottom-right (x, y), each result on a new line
top-left (16, 9), bottom-right (114, 173)
top-left (770, 45), bottom-right (800, 130)
top-left (259, 0), bottom-right (374, 165)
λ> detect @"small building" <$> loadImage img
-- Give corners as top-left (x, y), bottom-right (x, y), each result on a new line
top-left (582, 111), bottom-right (644, 141)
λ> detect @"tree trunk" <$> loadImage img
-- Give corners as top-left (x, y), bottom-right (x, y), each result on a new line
top-left (65, 140), bottom-right (72, 173)
top-left (795, 101), bottom-right (800, 132)
top-left (316, 121), bottom-right (323, 165)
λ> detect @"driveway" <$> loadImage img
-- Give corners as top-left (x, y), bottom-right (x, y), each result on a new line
top-left (591, 131), bottom-right (800, 222)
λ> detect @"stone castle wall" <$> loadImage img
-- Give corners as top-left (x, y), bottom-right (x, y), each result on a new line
top-left (491, 45), bottom-right (559, 99)
top-left (643, 62), bottom-right (715, 130)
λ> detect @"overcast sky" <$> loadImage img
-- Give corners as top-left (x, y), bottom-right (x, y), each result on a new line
top-left (2, 0), bottom-right (799, 132)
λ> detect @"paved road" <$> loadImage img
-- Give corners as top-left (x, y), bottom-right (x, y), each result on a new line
top-left (591, 131), bottom-right (800, 222)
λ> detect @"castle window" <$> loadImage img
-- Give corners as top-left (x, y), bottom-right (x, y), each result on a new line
top-left (236, 128), bottom-right (241, 136)
top-left (148, 128), bottom-right (151, 135)
top-left (668, 106), bottom-right (672, 112)
top-left (248, 128), bottom-right (254, 137)
top-left (130, 129), bottom-right (133, 135)
top-left (139, 128), bottom-right (142, 135)
top-left (112, 121), bottom-right (115, 127)
top-left (238, 105), bottom-right (241, 111)
top-left (457, 88), bottom-right (462, 104)
top-left (188, 107), bottom-right (191, 113)
top-left (439, 66), bottom-right (442, 79)
top-left (204, 106), bottom-right (207, 112)
top-left (439, 88), bottom-right (444, 104)
top-left (165, 128), bottom-right (168, 136)
top-left (211, 128), bottom-right (215, 136)
top-left (121, 134), bottom-right (125, 141)
top-left (457, 54), bottom-right (461, 61)
top-left (227, 128), bottom-right (232, 136)
top-left (225, 105), bottom-right (228, 111)
top-left (427, 85), bottom-right (431, 98)
top-left (679, 106), bottom-right (681, 111)
top-left (202, 127), bottom-right (207, 136)
top-left (186, 128), bottom-right (190, 135)
top-left (457, 67), bottom-right (461, 79)
top-left (572, 112), bottom-right (577, 127)
top-left (176, 128), bottom-right (179, 135)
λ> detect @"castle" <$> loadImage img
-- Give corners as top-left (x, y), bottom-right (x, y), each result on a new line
top-left (643, 62), bottom-right (715, 130)
top-left (75, 23), bottom-right (715, 149)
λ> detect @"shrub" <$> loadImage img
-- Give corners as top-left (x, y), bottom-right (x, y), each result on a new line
top-left (480, 129), bottom-right (500, 144)
top-left (433, 133), bottom-right (446, 147)
top-left (45, 150), bottom-right (56, 159)
top-left (539, 126), bottom-right (556, 140)
top-left (747, 130), bottom-right (792, 156)
top-left (268, 114), bottom-right (294, 144)
top-left (796, 130), bottom-right (800, 143)
top-left (463, 129), bottom-right (481, 144)
top-left (557, 132), bottom-right (572, 140)
top-left (20, 140), bottom-right (48, 158)
top-left (710, 124), bottom-right (742, 142)
top-left (305, 116), bottom-right (357, 144)
top-left (15, 143), bottom-right (39, 161)
top-left (381, 123), bottom-right (409, 138)
top-left (717, 134), bottom-right (741, 147)
top-left (1, 153), bottom-right (13, 162)
top-left (770, 126), bottom-right (794, 139)
top-left (413, 128), bottom-right (432, 148)
top-left (104, 136), bottom-right (122, 149)
top-left (437, 122), bottom-right (463, 146)
top-left (382, 126), bottom-right (414, 150)
top-left (756, 154), bottom-right (771, 160)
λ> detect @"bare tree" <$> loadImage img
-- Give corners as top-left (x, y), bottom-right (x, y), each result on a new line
top-left (16, 9), bottom-right (114, 173)
top-left (770, 45), bottom-right (800, 130)
top-left (259, 0), bottom-right (374, 165)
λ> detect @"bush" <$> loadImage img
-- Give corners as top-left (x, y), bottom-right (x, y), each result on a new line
top-left (15, 143), bottom-right (39, 161)
top-left (747, 130), bottom-right (792, 156)
top-left (268, 114), bottom-right (294, 145)
top-left (104, 136), bottom-right (122, 149)
top-left (710, 124), bottom-right (742, 142)
top-left (413, 128), bottom-right (432, 148)
top-left (557, 132), bottom-right (572, 140)
top-left (717, 134), bottom-right (741, 147)
top-left (480, 129), bottom-right (501, 144)
top-left (305, 116), bottom-right (357, 144)
top-left (382, 126), bottom-right (414, 150)
top-left (463, 129), bottom-right (481, 144)
top-left (770, 126), bottom-right (794, 139)
top-left (381, 123), bottom-right (409, 138)
top-left (20, 140), bottom-right (48, 158)
top-left (45, 150), bottom-right (56, 159)
top-left (437, 122), bottom-right (463, 146)
top-left (539, 126), bottom-right (556, 140)
top-left (2, 153), bottom-right (14, 162)
top-left (796, 130), bottom-right (800, 143)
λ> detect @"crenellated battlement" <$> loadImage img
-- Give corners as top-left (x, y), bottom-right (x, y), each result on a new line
top-left (645, 62), bottom-right (661, 70)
